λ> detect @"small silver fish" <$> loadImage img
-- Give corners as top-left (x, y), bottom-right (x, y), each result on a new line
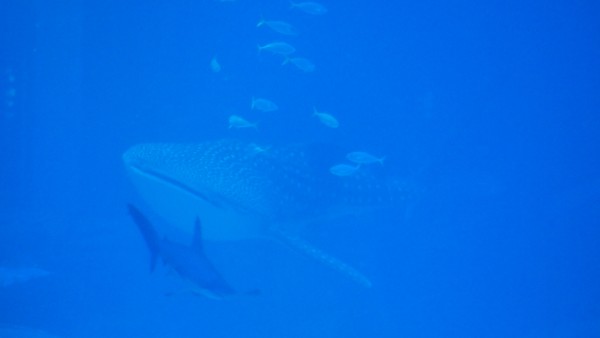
top-left (251, 97), bottom-right (279, 112)
top-left (246, 143), bottom-right (272, 156)
top-left (313, 107), bottom-right (339, 128)
top-left (257, 19), bottom-right (299, 36)
top-left (290, 1), bottom-right (328, 15)
top-left (283, 57), bottom-right (315, 72)
top-left (257, 42), bottom-right (296, 55)
top-left (329, 163), bottom-right (360, 177)
top-left (228, 115), bottom-right (257, 129)
top-left (210, 55), bottom-right (221, 73)
top-left (346, 152), bottom-right (385, 165)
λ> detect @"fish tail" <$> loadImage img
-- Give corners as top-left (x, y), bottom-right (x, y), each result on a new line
top-left (127, 204), bottom-right (160, 272)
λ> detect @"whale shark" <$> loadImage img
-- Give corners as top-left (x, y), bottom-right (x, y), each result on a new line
top-left (127, 204), bottom-right (256, 299)
top-left (122, 139), bottom-right (412, 286)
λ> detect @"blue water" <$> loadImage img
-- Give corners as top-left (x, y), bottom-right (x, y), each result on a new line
top-left (1, 1), bottom-right (599, 337)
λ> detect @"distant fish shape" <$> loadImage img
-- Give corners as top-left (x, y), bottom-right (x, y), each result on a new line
top-left (346, 151), bottom-right (385, 165)
top-left (257, 42), bottom-right (296, 55)
top-left (245, 142), bottom-right (272, 156)
top-left (290, 1), bottom-right (328, 15)
top-left (228, 115), bottom-right (257, 129)
top-left (283, 56), bottom-right (315, 72)
top-left (257, 18), bottom-right (299, 36)
top-left (329, 163), bottom-right (360, 177)
top-left (210, 55), bottom-right (221, 73)
top-left (313, 107), bottom-right (339, 128)
top-left (0, 266), bottom-right (50, 287)
top-left (251, 97), bottom-right (278, 112)
top-left (0, 324), bottom-right (62, 338)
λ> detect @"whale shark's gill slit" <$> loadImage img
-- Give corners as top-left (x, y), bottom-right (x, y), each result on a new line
top-left (270, 228), bottom-right (373, 288)
top-left (130, 165), bottom-right (224, 209)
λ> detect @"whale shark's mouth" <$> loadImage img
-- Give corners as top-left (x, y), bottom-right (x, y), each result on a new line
top-left (128, 163), bottom-right (223, 209)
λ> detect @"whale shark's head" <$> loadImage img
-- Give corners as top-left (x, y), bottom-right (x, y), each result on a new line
top-left (123, 139), bottom-right (412, 243)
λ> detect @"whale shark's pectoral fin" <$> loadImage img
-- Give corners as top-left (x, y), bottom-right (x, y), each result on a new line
top-left (190, 288), bottom-right (226, 300)
top-left (164, 287), bottom-right (224, 300)
top-left (269, 228), bottom-right (373, 288)
top-left (166, 287), bottom-right (261, 300)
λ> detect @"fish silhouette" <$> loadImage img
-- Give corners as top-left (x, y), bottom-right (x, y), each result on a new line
top-left (127, 204), bottom-right (257, 299)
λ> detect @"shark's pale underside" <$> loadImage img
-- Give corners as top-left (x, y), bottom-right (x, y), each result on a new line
top-left (123, 139), bottom-right (412, 287)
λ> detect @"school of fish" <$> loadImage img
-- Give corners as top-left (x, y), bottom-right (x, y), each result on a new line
top-left (210, 1), bottom-right (387, 177)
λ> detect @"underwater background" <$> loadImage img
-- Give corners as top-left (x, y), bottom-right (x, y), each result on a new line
top-left (1, 0), bottom-right (599, 337)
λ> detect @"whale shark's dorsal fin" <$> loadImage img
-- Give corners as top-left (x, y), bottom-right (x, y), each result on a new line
top-left (192, 217), bottom-right (204, 254)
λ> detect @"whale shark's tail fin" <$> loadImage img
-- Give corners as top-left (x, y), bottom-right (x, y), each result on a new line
top-left (127, 204), bottom-right (161, 272)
